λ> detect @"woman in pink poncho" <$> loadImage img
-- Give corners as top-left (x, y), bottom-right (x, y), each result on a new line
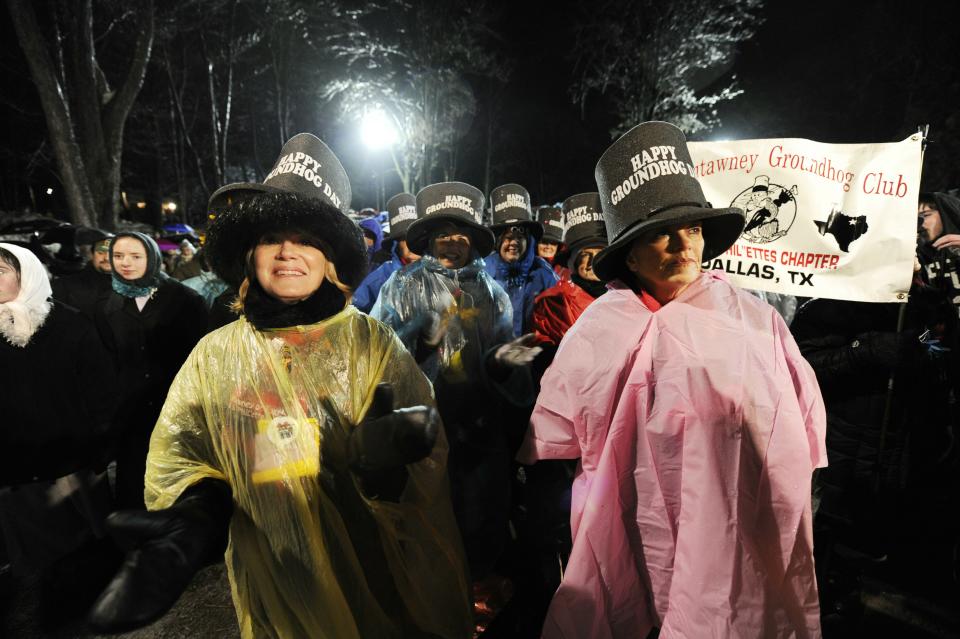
top-left (519, 122), bottom-right (827, 639)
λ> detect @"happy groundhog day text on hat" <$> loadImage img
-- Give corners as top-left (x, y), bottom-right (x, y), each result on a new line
top-left (610, 145), bottom-right (698, 206)
top-left (264, 150), bottom-right (344, 210)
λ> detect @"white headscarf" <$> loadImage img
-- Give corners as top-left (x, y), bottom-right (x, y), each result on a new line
top-left (0, 242), bottom-right (52, 347)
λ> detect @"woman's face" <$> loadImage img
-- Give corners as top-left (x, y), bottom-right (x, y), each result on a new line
top-left (429, 223), bottom-right (472, 270)
top-left (576, 246), bottom-right (603, 282)
top-left (254, 234), bottom-right (328, 304)
top-left (0, 258), bottom-right (20, 303)
top-left (625, 221), bottom-right (704, 302)
top-left (537, 241), bottom-right (559, 260)
top-left (112, 237), bottom-right (149, 281)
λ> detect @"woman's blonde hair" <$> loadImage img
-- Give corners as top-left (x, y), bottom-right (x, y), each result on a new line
top-left (230, 246), bottom-right (353, 314)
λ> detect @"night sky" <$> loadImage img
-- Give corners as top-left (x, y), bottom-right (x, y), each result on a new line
top-left (2, 0), bottom-right (959, 219)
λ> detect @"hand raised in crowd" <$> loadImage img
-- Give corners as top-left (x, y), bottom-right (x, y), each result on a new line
top-left (494, 333), bottom-right (543, 369)
top-left (932, 233), bottom-right (960, 250)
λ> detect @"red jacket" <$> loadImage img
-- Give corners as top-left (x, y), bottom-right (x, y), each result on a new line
top-left (532, 279), bottom-right (597, 346)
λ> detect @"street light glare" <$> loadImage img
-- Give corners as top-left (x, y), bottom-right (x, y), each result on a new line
top-left (360, 109), bottom-right (397, 150)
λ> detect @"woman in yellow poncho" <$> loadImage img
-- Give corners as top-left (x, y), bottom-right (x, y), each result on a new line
top-left (88, 134), bottom-right (473, 639)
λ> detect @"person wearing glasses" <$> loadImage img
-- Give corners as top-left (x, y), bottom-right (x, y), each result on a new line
top-left (484, 184), bottom-right (558, 337)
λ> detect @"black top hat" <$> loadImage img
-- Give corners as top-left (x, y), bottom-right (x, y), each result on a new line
top-left (536, 205), bottom-right (564, 243)
top-left (204, 133), bottom-right (367, 289)
top-left (405, 182), bottom-right (494, 257)
top-left (562, 193), bottom-right (608, 269)
top-left (591, 121), bottom-right (744, 282)
top-left (385, 193), bottom-right (418, 240)
top-left (488, 184), bottom-right (543, 240)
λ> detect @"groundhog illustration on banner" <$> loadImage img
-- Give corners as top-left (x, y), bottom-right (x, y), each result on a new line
top-left (731, 175), bottom-right (798, 244)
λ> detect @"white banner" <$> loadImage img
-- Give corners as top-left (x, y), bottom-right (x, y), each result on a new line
top-left (688, 134), bottom-right (923, 303)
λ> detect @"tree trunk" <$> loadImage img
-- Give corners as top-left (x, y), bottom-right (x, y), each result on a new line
top-left (7, 0), bottom-right (96, 226)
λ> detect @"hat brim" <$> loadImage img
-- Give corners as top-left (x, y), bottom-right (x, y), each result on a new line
top-left (406, 215), bottom-right (495, 257)
top-left (592, 206), bottom-right (745, 282)
top-left (489, 220), bottom-right (544, 241)
top-left (208, 182), bottom-right (286, 211)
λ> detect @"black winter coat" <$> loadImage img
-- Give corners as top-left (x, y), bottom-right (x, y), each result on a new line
top-left (50, 263), bottom-right (112, 319)
top-left (791, 294), bottom-right (957, 523)
top-left (95, 277), bottom-right (208, 433)
top-left (0, 302), bottom-right (118, 485)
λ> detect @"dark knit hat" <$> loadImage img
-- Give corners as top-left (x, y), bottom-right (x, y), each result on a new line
top-left (536, 205), bottom-right (564, 243)
top-left (204, 133), bottom-right (366, 289)
top-left (385, 192), bottom-right (418, 240)
top-left (406, 182), bottom-right (494, 256)
top-left (562, 193), bottom-right (608, 270)
top-left (592, 121), bottom-right (744, 282)
top-left (488, 183), bottom-right (543, 240)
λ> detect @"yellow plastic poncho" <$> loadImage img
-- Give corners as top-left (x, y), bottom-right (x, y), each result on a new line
top-left (144, 305), bottom-right (472, 639)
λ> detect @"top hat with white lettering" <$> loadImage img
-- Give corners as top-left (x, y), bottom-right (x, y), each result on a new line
top-left (536, 205), bottom-right (564, 244)
top-left (591, 121), bottom-right (745, 282)
top-left (204, 133), bottom-right (366, 289)
top-left (385, 192), bottom-right (418, 240)
top-left (562, 192), bottom-right (608, 269)
top-left (406, 182), bottom-right (495, 257)
top-left (488, 184), bottom-right (543, 241)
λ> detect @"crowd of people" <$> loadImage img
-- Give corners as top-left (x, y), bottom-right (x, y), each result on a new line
top-left (0, 122), bottom-right (958, 638)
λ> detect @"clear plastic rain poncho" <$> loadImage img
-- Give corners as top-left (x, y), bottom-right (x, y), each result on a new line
top-left (144, 305), bottom-right (472, 639)
top-left (370, 255), bottom-right (514, 385)
top-left (371, 255), bottom-right (533, 578)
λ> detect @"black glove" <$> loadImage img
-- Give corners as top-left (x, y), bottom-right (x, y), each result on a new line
top-left (87, 478), bottom-right (233, 633)
top-left (850, 331), bottom-right (918, 370)
top-left (347, 384), bottom-right (440, 500)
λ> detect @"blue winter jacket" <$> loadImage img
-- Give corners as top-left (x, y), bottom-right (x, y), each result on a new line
top-left (352, 245), bottom-right (405, 313)
top-left (484, 238), bottom-right (559, 337)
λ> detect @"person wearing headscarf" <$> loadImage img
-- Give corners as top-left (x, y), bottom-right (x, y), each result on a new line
top-left (372, 182), bottom-right (541, 593)
top-left (519, 123), bottom-right (826, 638)
top-left (94, 231), bottom-right (208, 509)
top-left (352, 193), bottom-right (421, 313)
top-left (0, 243), bottom-right (120, 624)
top-left (88, 134), bottom-right (472, 639)
top-left (483, 184), bottom-right (558, 337)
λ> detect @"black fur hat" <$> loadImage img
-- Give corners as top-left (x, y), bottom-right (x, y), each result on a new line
top-left (205, 134), bottom-right (367, 289)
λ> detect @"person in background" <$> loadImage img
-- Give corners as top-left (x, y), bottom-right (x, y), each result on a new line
top-left (180, 248), bottom-right (229, 308)
top-left (95, 232), bottom-right (207, 509)
top-left (358, 214), bottom-right (384, 263)
top-left (51, 230), bottom-right (114, 319)
top-left (918, 191), bottom-right (960, 314)
top-left (372, 182), bottom-right (540, 622)
top-left (520, 122), bottom-right (825, 638)
top-left (0, 243), bottom-right (120, 628)
top-left (484, 184), bottom-right (558, 337)
top-left (534, 204), bottom-right (565, 273)
top-left (352, 192), bottom-right (421, 313)
top-left (171, 239), bottom-right (202, 281)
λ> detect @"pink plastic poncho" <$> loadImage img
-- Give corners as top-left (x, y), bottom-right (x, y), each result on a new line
top-left (519, 272), bottom-right (827, 639)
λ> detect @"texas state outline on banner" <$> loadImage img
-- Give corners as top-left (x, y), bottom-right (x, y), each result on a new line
top-left (688, 134), bottom-right (922, 303)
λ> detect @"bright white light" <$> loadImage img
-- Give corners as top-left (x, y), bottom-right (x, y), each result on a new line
top-left (360, 109), bottom-right (398, 150)
top-left (45, 187), bottom-right (53, 195)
